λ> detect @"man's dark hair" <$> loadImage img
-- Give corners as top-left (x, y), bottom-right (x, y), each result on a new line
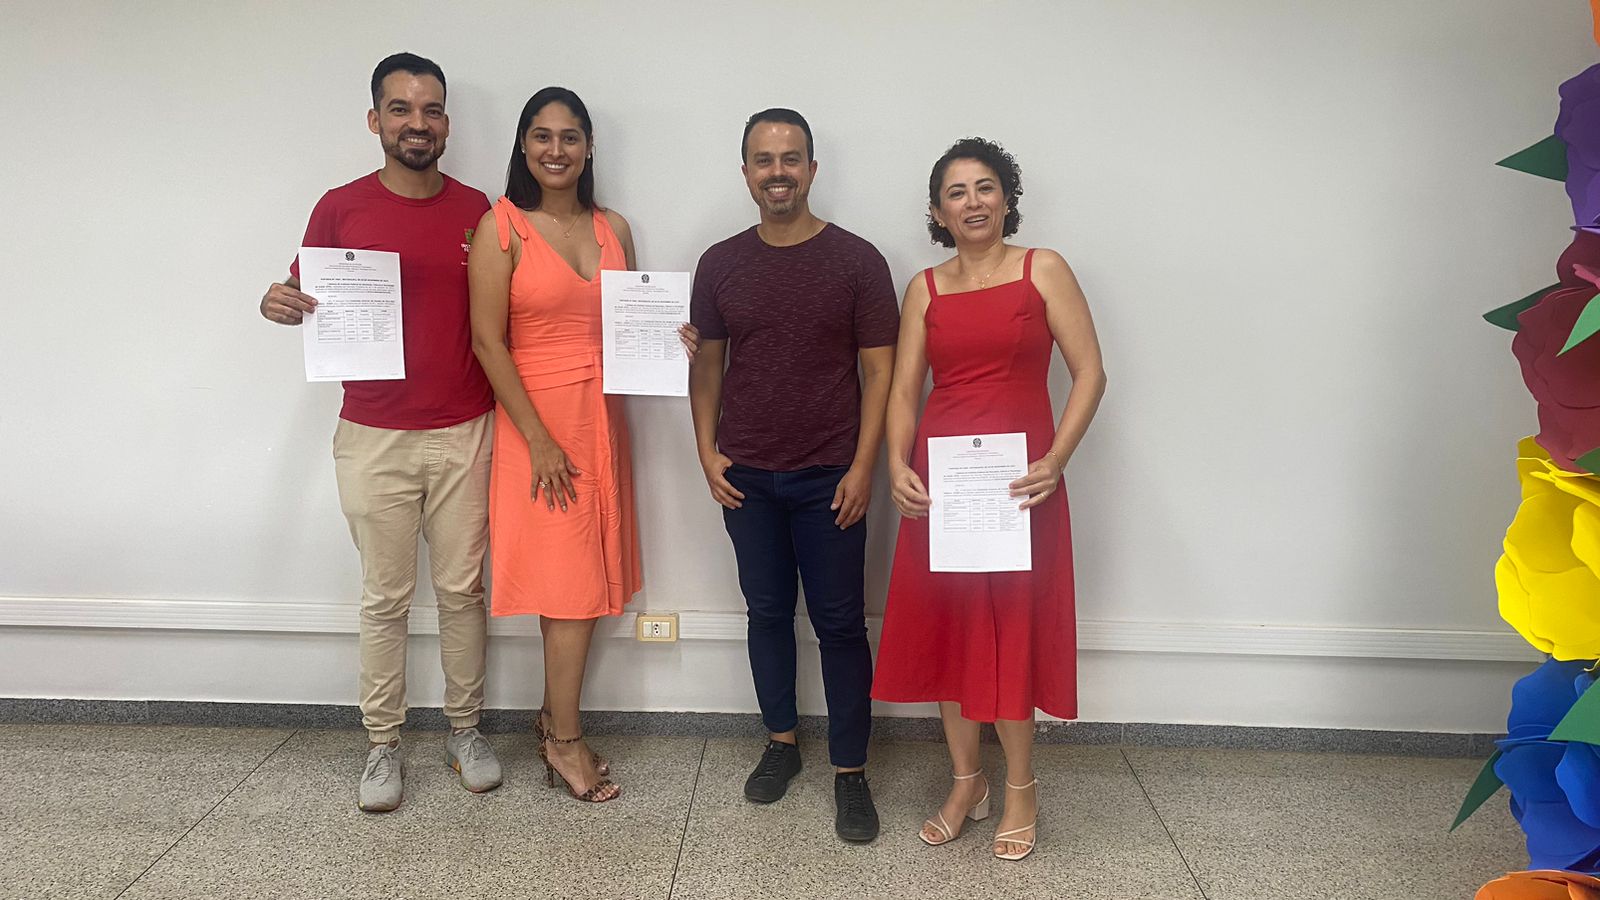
top-left (741, 108), bottom-right (813, 162)
top-left (926, 137), bottom-right (1024, 248)
top-left (504, 87), bottom-right (597, 211)
top-left (370, 52), bottom-right (446, 109)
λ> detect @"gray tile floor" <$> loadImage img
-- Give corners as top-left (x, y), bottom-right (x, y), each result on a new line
top-left (0, 724), bottom-right (1527, 900)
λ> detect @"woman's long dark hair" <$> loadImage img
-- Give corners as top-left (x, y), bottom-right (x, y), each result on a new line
top-left (504, 87), bottom-right (596, 210)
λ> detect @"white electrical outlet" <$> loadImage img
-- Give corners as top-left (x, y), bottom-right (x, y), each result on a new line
top-left (635, 613), bottom-right (679, 643)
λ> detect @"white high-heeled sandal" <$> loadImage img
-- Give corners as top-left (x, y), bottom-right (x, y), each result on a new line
top-left (993, 778), bottom-right (1038, 861)
top-left (920, 771), bottom-right (991, 846)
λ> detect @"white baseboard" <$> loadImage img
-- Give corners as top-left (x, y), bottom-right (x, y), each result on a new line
top-left (0, 596), bottom-right (1537, 662)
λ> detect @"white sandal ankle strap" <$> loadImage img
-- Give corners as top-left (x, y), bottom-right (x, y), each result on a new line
top-left (952, 771), bottom-right (984, 780)
top-left (1005, 778), bottom-right (1037, 790)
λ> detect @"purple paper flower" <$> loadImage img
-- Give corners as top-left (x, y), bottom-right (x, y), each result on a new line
top-left (1557, 63), bottom-right (1600, 228)
top-left (1494, 657), bottom-right (1600, 873)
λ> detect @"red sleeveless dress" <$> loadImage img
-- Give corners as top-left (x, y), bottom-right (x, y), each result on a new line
top-left (871, 249), bottom-right (1077, 722)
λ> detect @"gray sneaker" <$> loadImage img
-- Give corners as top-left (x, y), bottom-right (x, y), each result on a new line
top-left (358, 740), bottom-right (403, 812)
top-left (445, 727), bottom-right (503, 793)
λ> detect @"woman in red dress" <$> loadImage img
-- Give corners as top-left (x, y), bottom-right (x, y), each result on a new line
top-left (871, 138), bottom-right (1105, 860)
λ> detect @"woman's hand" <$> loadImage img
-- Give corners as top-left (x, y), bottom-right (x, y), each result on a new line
top-left (679, 323), bottom-right (701, 362)
top-left (890, 463), bottom-right (931, 519)
top-left (527, 432), bottom-right (580, 512)
top-left (1009, 451), bottom-right (1064, 510)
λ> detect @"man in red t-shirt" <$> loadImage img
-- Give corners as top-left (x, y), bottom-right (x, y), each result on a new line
top-left (259, 53), bottom-right (500, 812)
top-left (689, 108), bottom-right (899, 843)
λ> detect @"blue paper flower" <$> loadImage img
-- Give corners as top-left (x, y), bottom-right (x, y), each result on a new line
top-left (1495, 657), bottom-right (1600, 873)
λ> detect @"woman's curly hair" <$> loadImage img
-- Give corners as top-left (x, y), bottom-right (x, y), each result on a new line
top-left (926, 137), bottom-right (1023, 247)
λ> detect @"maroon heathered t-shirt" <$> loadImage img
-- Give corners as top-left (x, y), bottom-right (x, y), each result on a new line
top-left (691, 223), bottom-right (899, 471)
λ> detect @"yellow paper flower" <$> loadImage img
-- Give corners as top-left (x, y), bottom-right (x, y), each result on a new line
top-left (1496, 437), bottom-right (1600, 660)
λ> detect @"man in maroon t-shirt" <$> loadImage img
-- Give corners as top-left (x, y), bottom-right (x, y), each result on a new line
top-left (689, 108), bottom-right (899, 843)
top-left (259, 53), bottom-right (501, 813)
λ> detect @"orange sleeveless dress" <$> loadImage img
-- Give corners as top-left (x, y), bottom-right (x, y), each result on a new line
top-left (486, 197), bottom-right (642, 619)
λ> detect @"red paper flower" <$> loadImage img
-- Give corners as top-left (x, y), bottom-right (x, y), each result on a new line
top-left (1514, 232), bottom-right (1600, 472)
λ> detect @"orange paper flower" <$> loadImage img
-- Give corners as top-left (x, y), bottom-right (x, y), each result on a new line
top-left (1476, 869), bottom-right (1600, 899)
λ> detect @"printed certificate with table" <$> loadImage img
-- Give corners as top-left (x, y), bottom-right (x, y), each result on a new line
top-left (601, 270), bottom-right (691, 396)
top-left (297, 247), bottom-right (404, 383)
top-left (927, 432), bottom-right (1033, 573)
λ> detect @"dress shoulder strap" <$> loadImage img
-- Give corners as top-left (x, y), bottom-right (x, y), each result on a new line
top-left (492, 197), bottom-right (531, 252)
top-left (922, 267), bottom-right (939, 298)
top-left (593, 208), bottom-right (617, 250)
top-left (1023, 247), bottom-right (1036, 282)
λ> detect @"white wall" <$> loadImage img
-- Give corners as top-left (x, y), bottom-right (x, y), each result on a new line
top-left (0, 0), bottom-right (1586, 731)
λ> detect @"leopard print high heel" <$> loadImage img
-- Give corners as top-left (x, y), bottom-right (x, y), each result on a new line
top-left (541, 731), bottom-right (621, 803)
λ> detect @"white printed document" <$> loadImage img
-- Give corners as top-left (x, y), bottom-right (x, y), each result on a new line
top-left (298, 247), bottom-right (404, 382)
top-left (928, 432), bottom-right (1032, 573)
top-left (601, 270), bottom-right (691, 396)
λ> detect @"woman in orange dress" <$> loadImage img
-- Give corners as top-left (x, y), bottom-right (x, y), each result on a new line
top-left (468, 87), bottom-right (692, 802)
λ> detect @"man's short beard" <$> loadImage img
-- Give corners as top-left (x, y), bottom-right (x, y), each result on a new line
top-left (761, 190), bottom-right (803, 215)
top-left (385, 139), bottom-right (444, 171)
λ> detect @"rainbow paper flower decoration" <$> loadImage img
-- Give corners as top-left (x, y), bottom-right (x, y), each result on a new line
top-left (1465, 9), bottom-right (1600, 888)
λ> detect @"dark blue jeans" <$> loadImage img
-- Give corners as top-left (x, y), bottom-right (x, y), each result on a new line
top-left (722, 464), bottom-right (873, 768)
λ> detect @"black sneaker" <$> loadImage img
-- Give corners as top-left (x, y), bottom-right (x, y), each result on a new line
top-left (743, 739), bottom-right (802, 803)
top-left (834, 771), bottom-right (880, 843)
